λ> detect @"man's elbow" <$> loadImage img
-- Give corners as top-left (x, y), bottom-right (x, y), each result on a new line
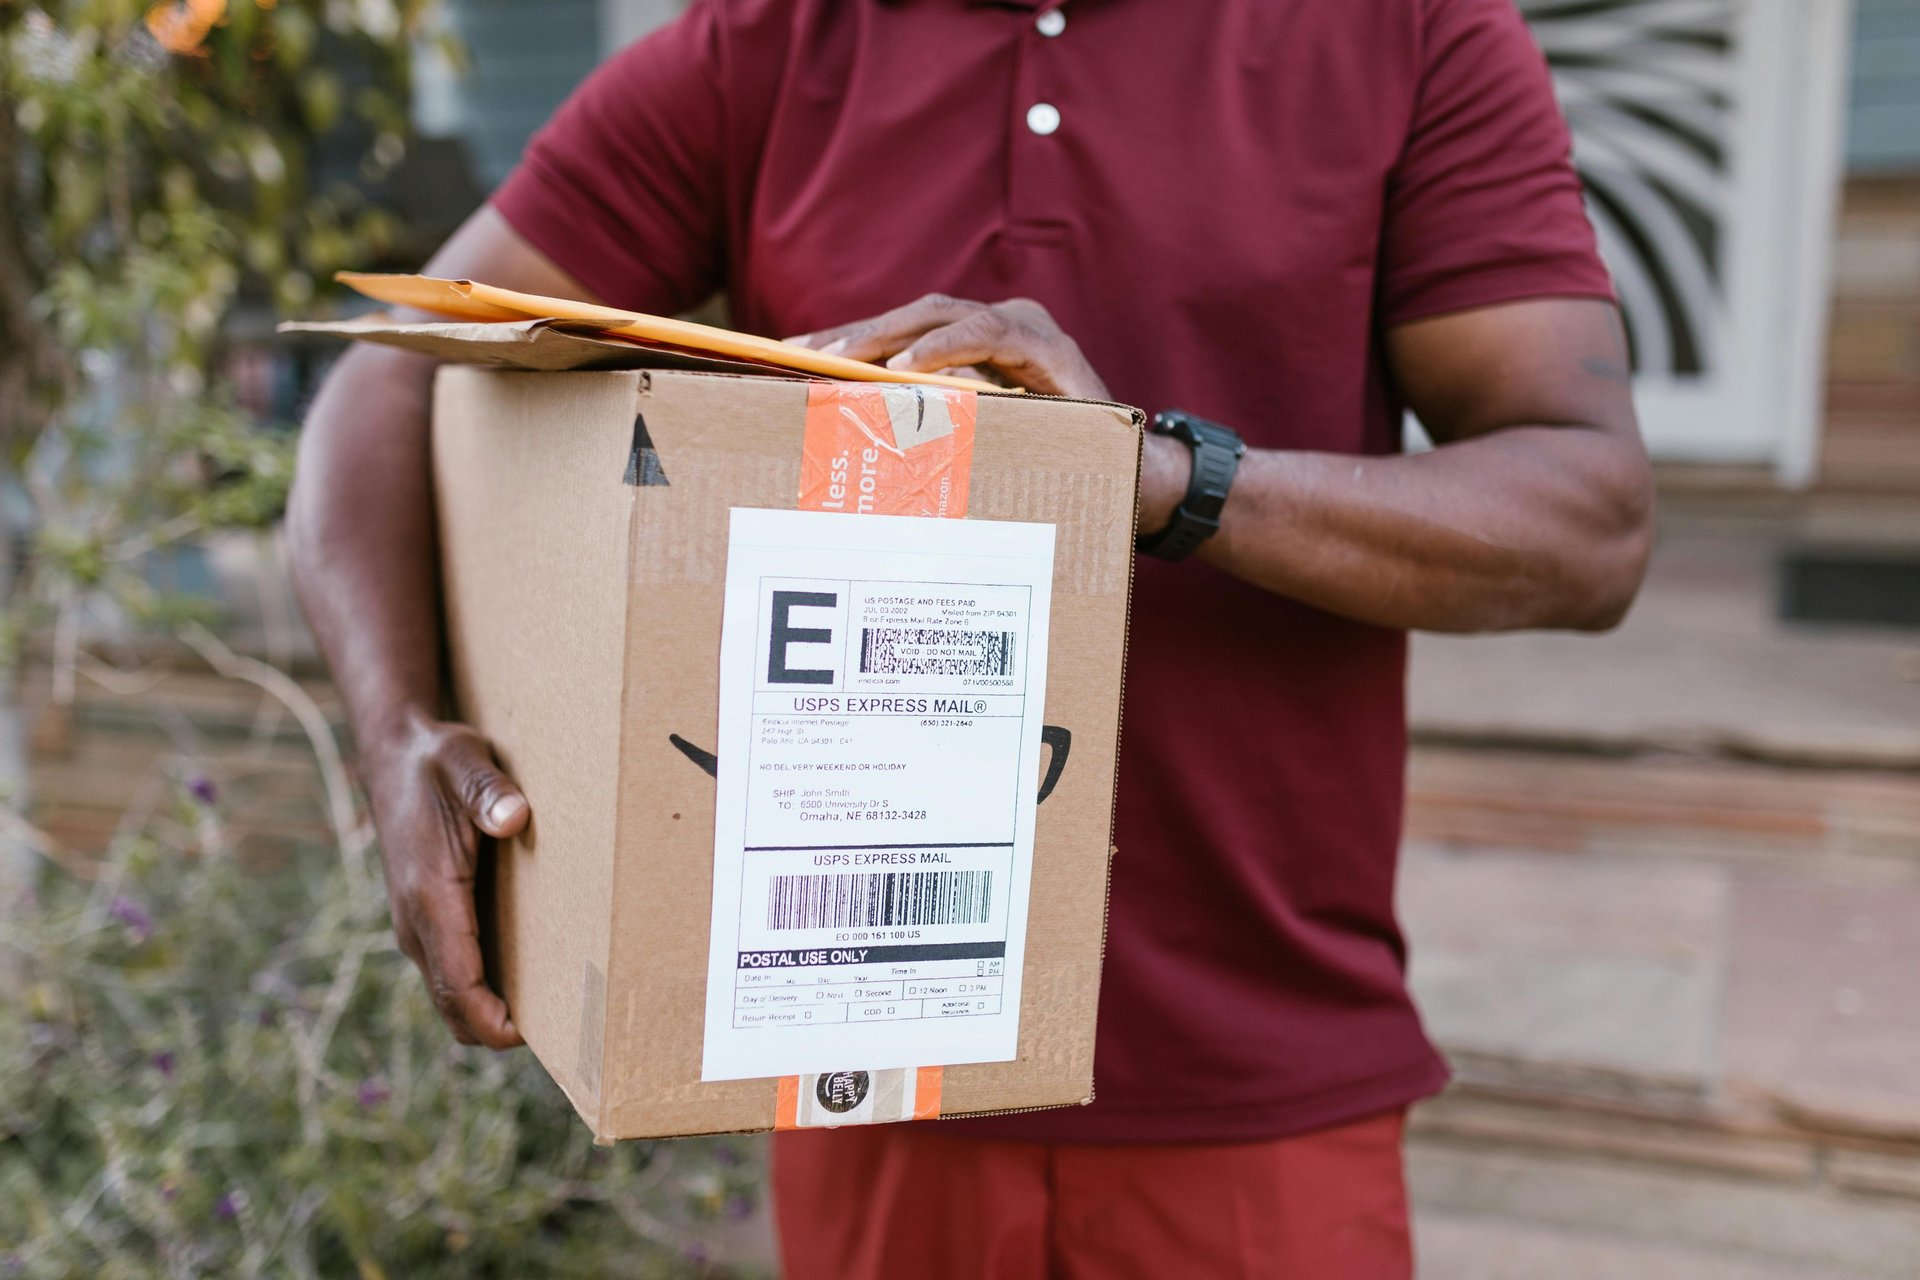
top-left (282, 481), bottom-right (319, 606)
top-left (283, 424), bottom-right (334, 599)
top-left (1561, 463), bottom-right (1656, 633)
top-left (283, 345), bottom-right (435, 588)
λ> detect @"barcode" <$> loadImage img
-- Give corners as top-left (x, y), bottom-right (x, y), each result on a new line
top-left (766, 871), bottom-right (994, 930)
top-left (860, 628), bottom-right (1016, 677)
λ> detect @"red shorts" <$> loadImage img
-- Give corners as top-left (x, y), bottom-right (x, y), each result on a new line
top-left (772, 1110), bottom-right (1412, 1279)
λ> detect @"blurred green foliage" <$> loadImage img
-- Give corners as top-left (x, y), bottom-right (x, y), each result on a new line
top-left (0, 0), bottom-right (439, 662)
top-left (0, 778), bottom-right (759, 1277)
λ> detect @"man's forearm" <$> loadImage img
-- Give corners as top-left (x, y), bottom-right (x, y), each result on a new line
top-left (1156, 419), bottom-right (1652, 634)
top-left (286, 343), bottom-right (446, 765)
top-left (819, 295), bottom-right (1653, 635)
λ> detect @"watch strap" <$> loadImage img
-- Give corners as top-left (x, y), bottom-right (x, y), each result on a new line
top-left (1137, 411), bottom-right (1245, 561)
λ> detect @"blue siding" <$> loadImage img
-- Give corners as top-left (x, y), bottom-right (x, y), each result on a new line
top-left (441, 0), bottom-right (602, 187)
top-left (1849, 0), bottom-right (1920, 172)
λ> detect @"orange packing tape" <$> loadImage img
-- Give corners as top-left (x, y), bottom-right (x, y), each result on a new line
top-left (775, 1068), bottom-right (945, 1130)
top-left (798, 383), bottom-right (977, 519)
top-left (775, 1075), bottom-right (802, 1131)
top-left (335, 272), bottom-right (1007, 393)
top-left (912, 1066), bottom-right (944, 1121)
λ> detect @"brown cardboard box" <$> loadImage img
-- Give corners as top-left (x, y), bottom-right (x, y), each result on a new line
top-left (294, 320), bottom-right (1140, 1140)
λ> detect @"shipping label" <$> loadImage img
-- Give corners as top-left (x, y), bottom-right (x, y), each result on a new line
top-left (701, 507), bottom-right (1055, 1082)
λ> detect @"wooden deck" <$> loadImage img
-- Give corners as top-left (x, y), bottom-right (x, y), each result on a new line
top-left (1820, 177), bottom-right (1920, 494)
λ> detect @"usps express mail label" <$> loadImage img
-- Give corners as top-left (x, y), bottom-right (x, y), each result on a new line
top-left (701, 508), bottom-right (1056, 1082)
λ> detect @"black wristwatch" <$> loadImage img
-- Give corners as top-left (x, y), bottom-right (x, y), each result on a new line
top-left (1136, 410), bottom-right (1246, 561)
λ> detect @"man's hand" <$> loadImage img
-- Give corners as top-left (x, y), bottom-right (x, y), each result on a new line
top-left (364, 714), bottom-right (530, 1049)
top-left (786, 293), bottom-right (1204, 527)
top-left (787, 294), bottom-right (1111, 401)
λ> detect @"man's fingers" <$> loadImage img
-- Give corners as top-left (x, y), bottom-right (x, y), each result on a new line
top-left (884, 309), bottom-right (1016, 373)
top-left (412, 872), bottom-right (523, 1049)
top-left (433, 730), bottom-right (530, 839)
top-left (885, 312), bottom-right (1084, 396)
top-left (787, 293), bottom-right (1108, 397)
top-left (784, 294), bottom-right (983, 363)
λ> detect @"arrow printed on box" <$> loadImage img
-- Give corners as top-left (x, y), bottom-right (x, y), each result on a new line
top-left (668, 726), bottom-right (1073, 804)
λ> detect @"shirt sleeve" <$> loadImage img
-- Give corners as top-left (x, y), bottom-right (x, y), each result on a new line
top-left (1378, 0), bottom-right (1616, 327)
top-left (490, 1), bottom-right (728, 314)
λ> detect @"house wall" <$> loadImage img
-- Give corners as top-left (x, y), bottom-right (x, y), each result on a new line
top-left (419, 0), bottom-right (605, 189)
top-left (1848, 0), bottom-right (1920, 173)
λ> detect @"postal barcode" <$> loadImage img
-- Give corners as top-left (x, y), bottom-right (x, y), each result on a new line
top-left (767, 871), bottom-right (994, 930)
top-left (859, 628), bottom-right (1016, 677)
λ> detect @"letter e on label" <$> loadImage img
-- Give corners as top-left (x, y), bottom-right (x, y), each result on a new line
top-left (767, 590), bottom-right (838, 685)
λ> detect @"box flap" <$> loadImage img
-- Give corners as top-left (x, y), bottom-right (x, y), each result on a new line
top-left (332, 271), bottom-right (1004, 392)
top-left (280, 316), bottom-right (808, 377)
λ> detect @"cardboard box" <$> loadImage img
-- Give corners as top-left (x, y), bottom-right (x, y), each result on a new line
top-left (300, 320), bottom-right (1141, 1140)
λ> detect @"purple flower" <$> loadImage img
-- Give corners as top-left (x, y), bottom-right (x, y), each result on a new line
top-left (681, 1242), bottom-right (711, 1266)
top-left (187, 774), bottom-right (218, 806)
top-left (711, 1145), bottom-right (742, 1168)
top-left (151, 1051), bottom-right (176, 1079)
top-left (2, 1254), bottom-right (21, 1274)
top-left (725, 1194), bottom-right (755, 1222)
top-left (109, 896), bottom-right (153, 943)
top-left (160, 1181), bottom-right (179, 1203)
top-left (356, 1079), bottom-right (390, 1109)
top-left (215, 1190), bottom-right (242, 1221)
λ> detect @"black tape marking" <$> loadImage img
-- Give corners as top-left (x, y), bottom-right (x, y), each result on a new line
top-left (669, 733), bottom-right (718, 777)
top-left (1037, 725), bottom-right (1071, 804)
top-left (670, 726), bottom-right (1071, 803)
top-left (624, 412), bottom-right (669, 486)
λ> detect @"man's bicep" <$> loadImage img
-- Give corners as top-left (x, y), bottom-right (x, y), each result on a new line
top-left (1385, 297), bottom-right (1640, 445)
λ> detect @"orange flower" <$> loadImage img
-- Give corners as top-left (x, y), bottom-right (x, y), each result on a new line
top-left (144, 0), bottom-right (227, 54)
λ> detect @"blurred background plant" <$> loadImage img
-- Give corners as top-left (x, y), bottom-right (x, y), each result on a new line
top-left (0, 5), bottom-right (764, 1275)
top-left (0, 0), bottom-right (429, 803)
top-left (0, 735), bottom-right (759, 1278)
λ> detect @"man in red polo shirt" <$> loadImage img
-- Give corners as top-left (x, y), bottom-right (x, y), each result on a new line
top-left (289, 0), bottom-right (1654, 1273)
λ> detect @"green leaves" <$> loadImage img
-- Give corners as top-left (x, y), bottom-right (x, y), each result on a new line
top-left (1, 1), bottom-right (463, 705)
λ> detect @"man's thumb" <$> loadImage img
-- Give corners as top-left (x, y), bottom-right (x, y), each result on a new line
top-left (477, 783), bottom-right (530, 838)
top-left (448, 741), bottom-right (530, 838)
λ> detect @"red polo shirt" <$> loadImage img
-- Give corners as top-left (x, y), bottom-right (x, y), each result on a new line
top-left (494, 0), bottom-right (1613, 1143)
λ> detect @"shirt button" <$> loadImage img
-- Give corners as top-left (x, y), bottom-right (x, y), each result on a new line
top-left (1036, 9), bottom-right (1066, 37)
top-left (1026, 102), bottom-right (1062, 136)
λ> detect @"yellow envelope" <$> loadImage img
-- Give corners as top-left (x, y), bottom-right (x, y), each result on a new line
top-left (337, 272), bottom-right (1004, 393)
